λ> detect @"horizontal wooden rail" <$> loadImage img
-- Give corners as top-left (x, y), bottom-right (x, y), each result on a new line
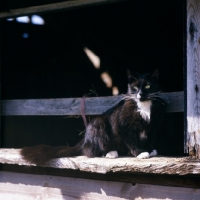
top-left (0, 0), bottom-right (126, 19)
top-left (1, 170), bottom-right (200, 198)
top-left (2, 165), bottom-right (200, 190)
top-left (1, 92), bottom-right (183, 116)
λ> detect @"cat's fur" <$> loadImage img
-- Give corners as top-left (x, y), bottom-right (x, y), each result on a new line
top-left (21, 69), bottom-right (165, 164)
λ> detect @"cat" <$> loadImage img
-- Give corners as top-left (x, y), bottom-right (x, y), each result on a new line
top-left (21, 69), bottom-right (166, 165)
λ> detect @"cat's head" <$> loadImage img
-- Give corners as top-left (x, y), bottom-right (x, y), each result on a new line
top-left (127, 69), bottom-right (160, 101)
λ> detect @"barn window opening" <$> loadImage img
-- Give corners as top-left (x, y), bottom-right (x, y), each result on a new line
top-left (1, 0), bottom-right (184, 157)
top-left (2, 0), bottom-right (200, 195)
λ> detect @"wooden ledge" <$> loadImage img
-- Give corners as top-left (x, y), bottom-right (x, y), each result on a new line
top-left (0, 148), bottom-right (199, 176)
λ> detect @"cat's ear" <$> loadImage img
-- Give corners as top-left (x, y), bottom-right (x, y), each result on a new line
top-left (127, 69), bottom-right (139, 83)
top-left (150, 69), bottom-right (159, 81)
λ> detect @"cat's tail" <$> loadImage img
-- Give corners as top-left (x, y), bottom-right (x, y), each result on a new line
top-left (20, 140), bottom-right (83, 165)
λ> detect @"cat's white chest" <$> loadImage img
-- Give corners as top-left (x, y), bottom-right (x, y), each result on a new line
top-left (137, 100), bottom-right (152, 122)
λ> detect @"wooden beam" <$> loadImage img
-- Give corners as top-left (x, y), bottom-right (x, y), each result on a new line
top-left (0, 0), bottom-right (126, 19)
top-left (1, 92), bottom-right (184, 116)
top-left (0, 148), bottom-right (199, 176)
top-left (1, 171), bottom-right (200, 199)
top-left (0, 21), bottom-right (1, 145)
top-left (165, 91), bottom-right (184, 112)
top-left (1, 164), bottom-right (200, 189)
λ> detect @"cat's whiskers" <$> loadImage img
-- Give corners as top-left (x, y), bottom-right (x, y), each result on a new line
top-left (122, 91), bottom-right (168, 105)
top-left (147, 91), bottom-right (169, 103)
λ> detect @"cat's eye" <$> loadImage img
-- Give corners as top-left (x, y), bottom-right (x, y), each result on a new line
top-left (145, 85), bottom-right (150, 89)
top-left (133, 86), bottom-right (138, 90)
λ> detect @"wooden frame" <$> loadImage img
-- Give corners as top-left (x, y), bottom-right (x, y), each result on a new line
top-left (0, 21), bottom-right (1, 146)
top-left (1, 0), bottom-right (200, 198)
top-left (187, 0), bottom-right (200, 158)
top-left (1, 171), bottom-right (200, 199)
top-left (0, 0), bottom-right (127, 19)
top-left (1, 163), bottom-right (200, 189)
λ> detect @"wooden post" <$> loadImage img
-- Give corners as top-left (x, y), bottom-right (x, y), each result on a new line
top-left (0, 21), bottom-right (1, 146)
top-left (187, 0), bottom-right (200, 157)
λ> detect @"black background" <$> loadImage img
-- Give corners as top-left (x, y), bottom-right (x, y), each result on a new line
top-left (1, 0), bottom-right (185, 156)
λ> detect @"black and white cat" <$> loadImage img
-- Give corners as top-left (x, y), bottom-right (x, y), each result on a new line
top-left (21, 69), bottom-right (165, 164)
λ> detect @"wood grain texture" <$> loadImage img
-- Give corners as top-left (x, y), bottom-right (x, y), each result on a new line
top-left (0, 0), bottom-right (126, 19)
top-left (1, 92), bottom-right (183, 116)
top-left (0, 21), bottom-right (1, 145)
top-left (0, 148), bottom-right (200, 176)
top-left (187, 0), bottom-right (200, 158)
top-left (2, 164), bottom-right (200, 189)
top-left (0, 171), bottom-right (200, 200)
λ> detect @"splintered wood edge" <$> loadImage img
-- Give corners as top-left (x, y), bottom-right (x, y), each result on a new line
top-left (0, 148), bottom-right (200, 175)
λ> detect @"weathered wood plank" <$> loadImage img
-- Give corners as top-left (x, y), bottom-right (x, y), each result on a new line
top-left (0, 0), bottom-right (126, 19)
top-left (0, 171), bottom-right (200, 199)
top-left (187, 0), bottom-right (200, 158)
top-left (2, 164), bottom-right (200, 189)
top-left (1, 92), bottom-right (183, 116)
top-left (1, 95), bottom-right (121, 116)
top-left (165, 91), bottom-right (184, 112)
top-left (0, 148), bottom-right (200, 176)
top-left (0, 21), bottom-right (1, 145)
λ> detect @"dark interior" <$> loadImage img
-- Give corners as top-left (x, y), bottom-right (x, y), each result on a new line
top-left (1, 0), bottom-right (185, 156)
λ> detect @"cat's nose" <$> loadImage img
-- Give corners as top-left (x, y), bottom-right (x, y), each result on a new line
top-left (139, 90), bottom-right (143, 96)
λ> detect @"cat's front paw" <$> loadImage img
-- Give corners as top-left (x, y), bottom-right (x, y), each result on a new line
top-left (150, 149), bottom-right (158, 157)
top-left (137, 152), bottom-right (150, 159)
top-left (105, 151), bottom-right (118, 158)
